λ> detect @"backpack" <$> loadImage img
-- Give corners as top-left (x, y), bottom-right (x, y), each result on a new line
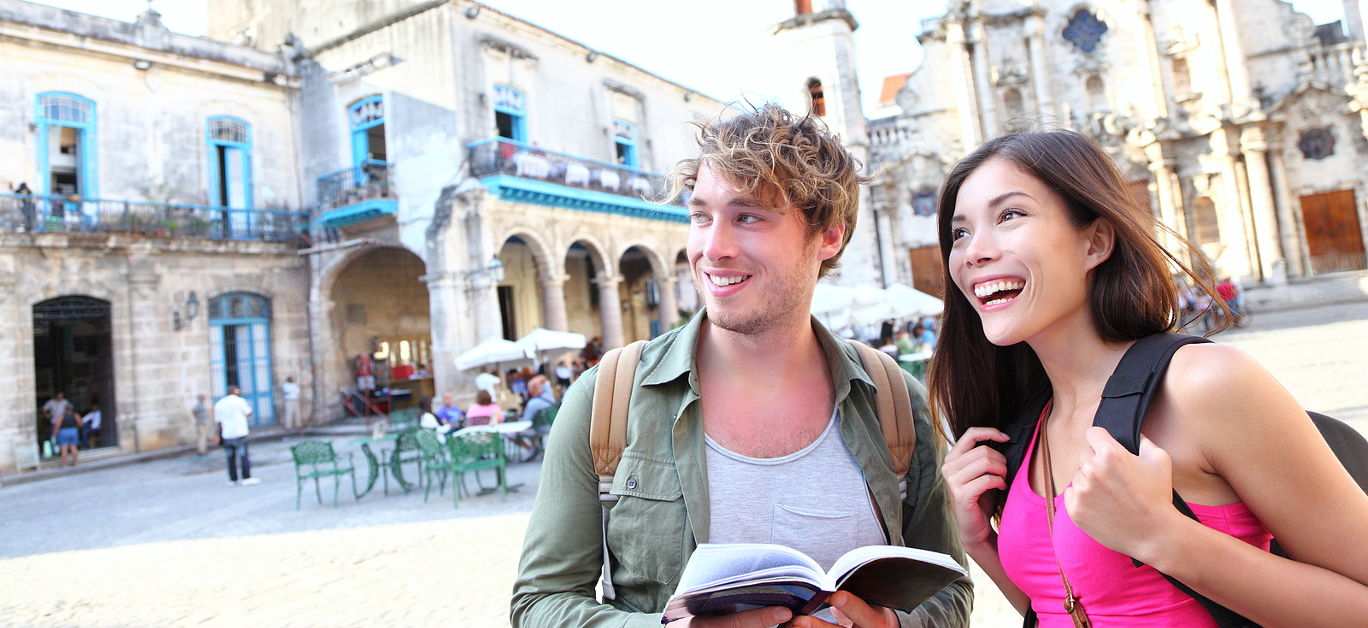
top-left (588, 338), bottom-right (918, 600)
top-left (998, 332), bottom-right (1368, 627)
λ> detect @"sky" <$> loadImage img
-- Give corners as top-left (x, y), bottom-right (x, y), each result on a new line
top-left (33, 0), bottom-right (1350, 111)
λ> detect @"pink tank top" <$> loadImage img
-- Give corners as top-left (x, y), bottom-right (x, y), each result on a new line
top-left (998, 407), bottom-right (1272, 626)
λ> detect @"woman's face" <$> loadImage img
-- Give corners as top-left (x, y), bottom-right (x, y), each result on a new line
top-left (947, 158), bottom-right (1109, 346)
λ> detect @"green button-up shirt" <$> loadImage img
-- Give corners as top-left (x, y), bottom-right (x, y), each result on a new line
top-left (512, 313), bottom-right (973, 626)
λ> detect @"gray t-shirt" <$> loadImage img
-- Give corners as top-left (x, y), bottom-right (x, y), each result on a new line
top-left (705, 407), bottom-right (887, 571)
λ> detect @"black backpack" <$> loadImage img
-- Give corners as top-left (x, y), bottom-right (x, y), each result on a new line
top-left (997, 332), bottom-right (1368, 627)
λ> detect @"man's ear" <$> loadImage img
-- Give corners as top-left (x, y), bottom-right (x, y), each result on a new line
top-left (817, 224), bottom-right (845, 262)
top-left (1083, 218), bottom-right (1115, 271)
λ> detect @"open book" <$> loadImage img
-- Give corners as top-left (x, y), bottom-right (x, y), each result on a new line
top-left (661, 543), bottom-right (966, 623)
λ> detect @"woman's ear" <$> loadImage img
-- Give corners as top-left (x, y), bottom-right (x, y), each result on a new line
top-left (1083, 218), bottom-right (1115, 271)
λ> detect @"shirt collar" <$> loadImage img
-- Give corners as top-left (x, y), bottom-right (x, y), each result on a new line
top-left (639, 309), bottom-right (874, 400)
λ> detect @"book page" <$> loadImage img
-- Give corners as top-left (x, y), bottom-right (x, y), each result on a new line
top-left (675, 543), bottom-right (824, 592)
top-left (826, 545), bottom-right (964, 586)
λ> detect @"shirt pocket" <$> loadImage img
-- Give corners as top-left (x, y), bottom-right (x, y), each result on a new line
top-left (606, 452), bottom-right (687, 587)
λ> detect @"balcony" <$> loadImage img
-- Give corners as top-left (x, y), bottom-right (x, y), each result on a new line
top-left (466, 138), bottom-right (687, 223)
top-left (315, 160), bottom-right (397, 228)
top-left (0, 193), bottom-right (308, 243)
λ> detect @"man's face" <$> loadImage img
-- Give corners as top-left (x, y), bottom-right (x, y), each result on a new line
top-left (686, 161), bottom-right (843, 335)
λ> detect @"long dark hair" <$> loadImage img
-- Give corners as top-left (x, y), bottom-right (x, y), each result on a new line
top-left (928, 131), bottom-right (1227, 438)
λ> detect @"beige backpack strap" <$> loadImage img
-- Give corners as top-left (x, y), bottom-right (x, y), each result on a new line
top-left (590, 340), bottom-right (646, 478)
top-left (587, 339), bottom-right (646, 602)
top-left (851, 341), bottom-right (917, 480)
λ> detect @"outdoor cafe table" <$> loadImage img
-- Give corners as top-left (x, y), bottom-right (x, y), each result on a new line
top-left (347, 432), bottom-right (415, 497)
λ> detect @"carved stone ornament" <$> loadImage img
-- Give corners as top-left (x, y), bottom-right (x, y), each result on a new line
top-left (993, 58), bottom-right (1029, 86)
top-left (1063, 9), bottom-right (1108, 54)
top-left (1297, 127), bottom-right (1335, 160)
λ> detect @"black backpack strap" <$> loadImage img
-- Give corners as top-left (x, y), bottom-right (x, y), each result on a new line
top-left (996, 385), bottom-right (1052, 495)
top-left (1096, 333), bottom-right (1256, 628)
top-left (1095, 333), bottom-right (1210, 453)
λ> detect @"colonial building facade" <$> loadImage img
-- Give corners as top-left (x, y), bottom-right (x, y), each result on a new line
top-left (0, 0), bottom-right (724, 473)
top-left (866, 0), bottom-right (1368, 298)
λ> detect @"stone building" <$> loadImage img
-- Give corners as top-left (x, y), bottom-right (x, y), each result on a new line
top-left (0, 0), bottom-right (727, 473)
top-left (867, 0), bottom-right (1368, 298)
top-left (0, 3), bottom-right (309, 472)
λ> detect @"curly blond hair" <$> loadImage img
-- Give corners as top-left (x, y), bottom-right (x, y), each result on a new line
top-left (665, 104), bottom-right (868, 277)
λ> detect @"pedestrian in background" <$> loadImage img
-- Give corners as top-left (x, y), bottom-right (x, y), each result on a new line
top-left (214, 386), bottom-right (258, 487)
top-left (81, 403), bottom-right (101, 449)
top-left (280, 375), bottom-right (301, 429)
top-left (53, 406), bottom-right (82, 467)
top-left (192, 394), bottom-right (211, 455)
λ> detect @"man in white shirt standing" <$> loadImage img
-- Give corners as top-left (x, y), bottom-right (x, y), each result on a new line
top-left (214, 386), bottom-right (258, 487)
top-left (280, 376), bottom-right (302, 430)
top-left (474, 367), bottom-right (500, 398)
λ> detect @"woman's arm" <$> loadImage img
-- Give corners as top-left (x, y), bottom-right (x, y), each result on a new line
top-left (940, 427), bottom-right (1031, 615)
top-left (1069, 344), bottom-right (1368, 627)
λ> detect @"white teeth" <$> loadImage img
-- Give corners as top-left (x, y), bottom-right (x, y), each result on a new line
top-left (709, 274), bottom-right (749, 287)
top-left (973, 279), bottom-right (1025, 298)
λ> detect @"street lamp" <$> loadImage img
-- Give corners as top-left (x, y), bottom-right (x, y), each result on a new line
top-left (486, 256), bottom-right (505, 284)
top-left (173, 291), bottom-right (199, 332)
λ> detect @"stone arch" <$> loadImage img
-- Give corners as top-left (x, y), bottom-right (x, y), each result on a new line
top-left (617, 241), bottom-right (669, 279)
top-left (319, 243), bottom-right (423, 299)
top-left (563, 233), bottom-right (613, 279)
top-left (493, 225), bottom-right (558, 279)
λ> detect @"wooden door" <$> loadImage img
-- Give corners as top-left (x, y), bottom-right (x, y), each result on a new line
top-left (908, 244), bottom-right (945, 298)
top-left (1299, 190), bottom-right (1365, 274)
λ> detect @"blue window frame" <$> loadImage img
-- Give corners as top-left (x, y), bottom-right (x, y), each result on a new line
top-left (35, 92), bottom-right (98, 198)
top-left (348, 95), bottom-right (385, 167)
top-left (209, 292), bottom-right (275, 426)
top-left (493, 84), bottom-right (527, 143)
top-left (206, 116), bottom-right (253, 238)
top-left (612, 119), bottom-right (638, 168)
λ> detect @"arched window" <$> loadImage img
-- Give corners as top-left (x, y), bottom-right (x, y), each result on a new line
top-left (612, 119), bottom-right (638, 168)
top-left (1085, 75), bottom-right (1106, 111)
top-left (1003, 87), bottom-right (1024, 120)
top-left (348, 95), bottom-right (386, 165)
top-left (36, 92), bottom-right (98, 198)
top-left (206, 116), bottom-right (253, 212)
top-left (1171, 57), bottom-right (1192, 95)
top-left (807, 78), bottom-right (827, 117)
top-left (493, 84), bottom-right (527, 143)
top-left (1192, 197), bottom-right (1220, 245)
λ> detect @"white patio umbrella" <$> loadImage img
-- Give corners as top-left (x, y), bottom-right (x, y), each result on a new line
top-left (810, 282), bottom-right (856, 328)
top-left (453, 338), bottom-right (534, 371)
top-left (515, 328), bottom-right (587, 363)
top-left (884, 283), bottom-right (944, 317)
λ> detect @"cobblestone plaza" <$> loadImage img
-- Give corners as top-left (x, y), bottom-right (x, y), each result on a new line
top-left (2, 301), bottom-right (1364, 626)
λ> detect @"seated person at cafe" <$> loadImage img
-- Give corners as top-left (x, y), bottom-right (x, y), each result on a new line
top-left (434, 392), bottom-right (465, 428)
top-left (464, 390), bottom-right (502, 426)
top-left (512, 375), bottom-right (556, 461)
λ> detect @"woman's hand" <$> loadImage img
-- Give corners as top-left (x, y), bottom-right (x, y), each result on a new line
top-left (1067, 428), bottom-right (1183, 560)
top-left (940, 427), bottom-right (1011, 551)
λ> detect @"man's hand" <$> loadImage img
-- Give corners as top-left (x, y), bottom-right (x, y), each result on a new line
top-left (785, 593), bottom-right (897, 627)
top-left (672, 607), bottom-right (793, 627)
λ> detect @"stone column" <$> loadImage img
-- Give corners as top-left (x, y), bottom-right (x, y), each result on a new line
top-left (967, 20), bottom-right (999, 137)
top-left (595, 275), bottom-right (625, 350)
top-left (1266, 141), bottom-right (1308, 278)
top-left (1147, 156), bottom-right (1183, 250)
top-left (423, 271), bottom-right (465, 399)
top-left (125, 262), bottom-right (160, 453)
top-left (1239, 127), bottom-right (1286, 284)
top-left (0, 272), bottom-right (22, 473)
top-left (945, 21), bottom-right (983, 147)
top-left (1213, 0), bottom-right (1252, 106)
top-left (657, 276), bottom-right (679, 331)
top-left (1025, 12), bottom-right (1055, 121)
top-left (539, 274), bottom-right (569, 332)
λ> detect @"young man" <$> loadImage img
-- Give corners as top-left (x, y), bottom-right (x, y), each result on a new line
top-left (213, 386), bottom-right (258, 486)
top-left (512, 105), bottom-right (971, 627)
top-left (280, 375), bottom-right (302, 430)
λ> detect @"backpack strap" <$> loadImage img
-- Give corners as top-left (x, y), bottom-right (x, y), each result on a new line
top-left (1096, 333), bottom-right (1255, 628)
top-left (588, 340), bottom-right (646, 601)
top-left (849, 341), bottom-right (917, 485)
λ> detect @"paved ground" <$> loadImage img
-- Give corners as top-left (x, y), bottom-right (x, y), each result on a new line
top-left (1, 300), bottom-right (1364, 627)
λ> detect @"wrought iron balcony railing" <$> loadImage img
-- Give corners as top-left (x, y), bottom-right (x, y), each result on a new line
top-left (0, 193), bottom-right (308, 243)
top-left (467, 138), bottom-right (679, 204)
top-left (316, 159), bottom-right (394, 210)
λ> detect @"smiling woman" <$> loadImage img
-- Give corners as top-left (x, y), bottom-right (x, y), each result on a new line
top-left (930, 131), bottom-right (1368, 628)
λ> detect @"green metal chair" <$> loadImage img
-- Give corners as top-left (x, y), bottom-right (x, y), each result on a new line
top-left (389, 407), bottom-right (420, 431)
top-left (414, 430), bottom-right (460, 506)
top-left (447, 430), bottom-right (508, 506)
top-left (289, 441), bottom-right (358, 509)
top-left (385, 427), bottom-right (424, 492)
